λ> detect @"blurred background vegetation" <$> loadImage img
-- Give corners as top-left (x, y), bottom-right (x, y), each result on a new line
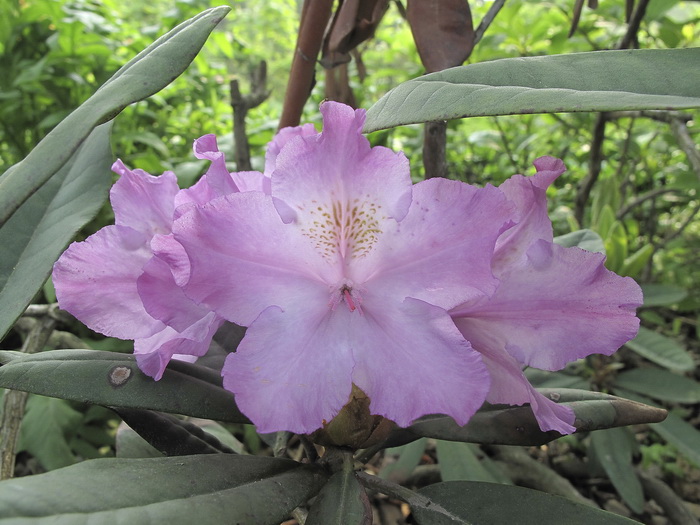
top-left (1, 0), bottom-right (699, 522)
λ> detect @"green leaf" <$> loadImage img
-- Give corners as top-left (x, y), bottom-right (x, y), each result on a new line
top-left (624, 326), bottom-right (694, 372)
top-left (413, 481), bottom-right (639, 525)
top-left (594, 204), bottom-right (616, 240)
top-left (435, 441), bottom-right (508, 484)
top-left (590, 427), bottom-right (644, 514)
top-left (0, 455), bottom-right (327, 523)
top-left (0, 6), bottom-right (230, 228)
top-left (113, 408), bottom-right (237, 456)
top-left (615, 368), bottom-right (700, 404)
top-left (364, 48), bottom-right (700, 131)
top-left (307, 469), bottom-right (372, 525)
top-left (0, 124), bottom-right (112, 342)
top-left (0, 350), bottom-right (249, 423)
top-left (402, 389), bottom-right (666, 446)
top-left (651, 412), bottom-right (700, 469)
top-left (553, 229), bottom-right (605, 253)
top-left (615, 389), bottom-right (700, 468)
top-left (380, 438), bottom-right (427, 482)
top-left (640, 283), bottom-right (688, 307)
top-left (525, 369), bottom-right (590, 390)
top-left (619, 244), bottom-right (654, 279)
top-left (603, 221), bottom-right (628, 273)
top-left (18, 395), bottom-right (82, 471)
top-left (115, 423), bottom-right (164, 459)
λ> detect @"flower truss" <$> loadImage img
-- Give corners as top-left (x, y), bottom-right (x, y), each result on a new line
top-left (53, 102), bottom-right (641, 436)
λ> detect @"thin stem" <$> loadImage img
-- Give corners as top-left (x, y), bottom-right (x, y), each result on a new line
top-left (617, 0), bottom-right (650, 50)
top-left (299, 434), bottom-right (319, 463)
top-left (474, 0), bottom-right (506, 46)
top-left (356, 471), bottom-right (472, 524)
top-left (616, 187), bottom-right (680, 220)
top-left (493, 117), bottom-right (520, 174)
top-left (669, 117), bottom-right (700, 180)
top-left (0, 314), bottom-right (57, 479)
top-left (662, 201), bottom-right (700, 246)
top-left (574, 112), bottom-right (607, 226)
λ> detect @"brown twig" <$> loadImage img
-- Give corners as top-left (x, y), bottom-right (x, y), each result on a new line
top-left (474, 0), bottom-right (507, 46)
top-left (423, 122), bottom-right (448, 179)
top-left (662, 201), bottom-right (700, 246)
top-left (617, 0), bottom-right (650, 50)
top-left (574, 112), bottom-right (607, 226)
top-left (230, 61), bottom-right (270, 171)
top-left (669, 117), bottom-right (700, 180)
top-left (616, 187), bottom-right (680, 220)
top-left (279, 0), bottom-right (334, 129)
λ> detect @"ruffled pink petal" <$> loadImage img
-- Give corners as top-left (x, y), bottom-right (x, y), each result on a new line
top-left (175, 135), bottom-right (267, 213)
top-left (174, 191), bottom-right (334, 326)
top-left (271, 102), bottom-right (412, 225)
top-left (135, 312), bottom-right (223, 380)
top-left (222, 303), bottom-right (355, 434)
top-left (149, 234), bottom-right (190, 287)
top-left (357, 178), bottom-right (513, 311)
top-left (137, 255), bottom-right (212, 333)
top-left (264, 123), bottom-right (317, 176)
top-left (452, 240), bottom-right (642, 371)
top-left (110, 160), bottom-right (178, 236)
top-left (351, 296), bottom-right (491, 428)
top-left (192, 134), bottom-right (239, 196)
top-left (494, 157), bottom-right (565, 271)
top-left (53, 225), bottom-right (164, 339)
top-left (464, 331), bottom-right (576, 434)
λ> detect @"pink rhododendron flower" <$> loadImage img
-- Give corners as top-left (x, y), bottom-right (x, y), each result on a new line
top-left (172, 102), bottom-right (514, 433)
top-left (54, 100), bottom-right (642, 438)
top-left (52, 136), bottom-right (259, 379)
top-left (450, 157), bottom-right (642, 434)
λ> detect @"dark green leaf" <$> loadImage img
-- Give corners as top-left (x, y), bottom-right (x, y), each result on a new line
top-left (640, 284), bottom-right (688, 307)
top-left (614, 389), bottom-right (700, 468)
top-left (0, 6), bottom-right (230, 228)
top-left (590, 428), bottom-right (644, 514)
top-left (380, 438), bottom-right (427, 482)
top-left (364, 48), bottom-right (700, 132)
top-left (615, 368), bottom-right (700, 404)
top-left (115, 423), bottom-right (164, 459)
top-left (651, 412), bottom-right (700, 469)
top-left (404, 389), bottom-right (666, 446)
top-left (307, 469), bottom-right (372, 525)
top-left (625, 327), bottom-right (694, 372)
top-left (525, 369), bottom-right (590, 390)
top-left (435, 441), bottom-right (505, 483)
top-left (413, 481), bottom-right (639, 525)
top-left (553, 229), bottom-right (605, 253)
top-left (0, 350), bottom-right (249, 423)
top-left (0, 455), bottom-right (327, 524)
top-left (0, 124), bottom-right (112, 342)
top-left (18, 395), bottom-right (82, 471)
top-left (113, 408), bottom-right (236, 456)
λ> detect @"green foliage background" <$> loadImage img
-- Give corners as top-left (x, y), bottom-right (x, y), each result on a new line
top-left (0, 2), bottom-right (699, 516)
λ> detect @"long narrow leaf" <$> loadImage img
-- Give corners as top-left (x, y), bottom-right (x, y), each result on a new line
top-left (0, 125), bottom-right (112, 341)
top-left (364, 48), bottom-right (700, 131)
top-left (0, 455), bottom-right (326, 523)
top-left (0, 350), bottom-right (249, 423)
top-left (413, 481), bottom-right (639, 524)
